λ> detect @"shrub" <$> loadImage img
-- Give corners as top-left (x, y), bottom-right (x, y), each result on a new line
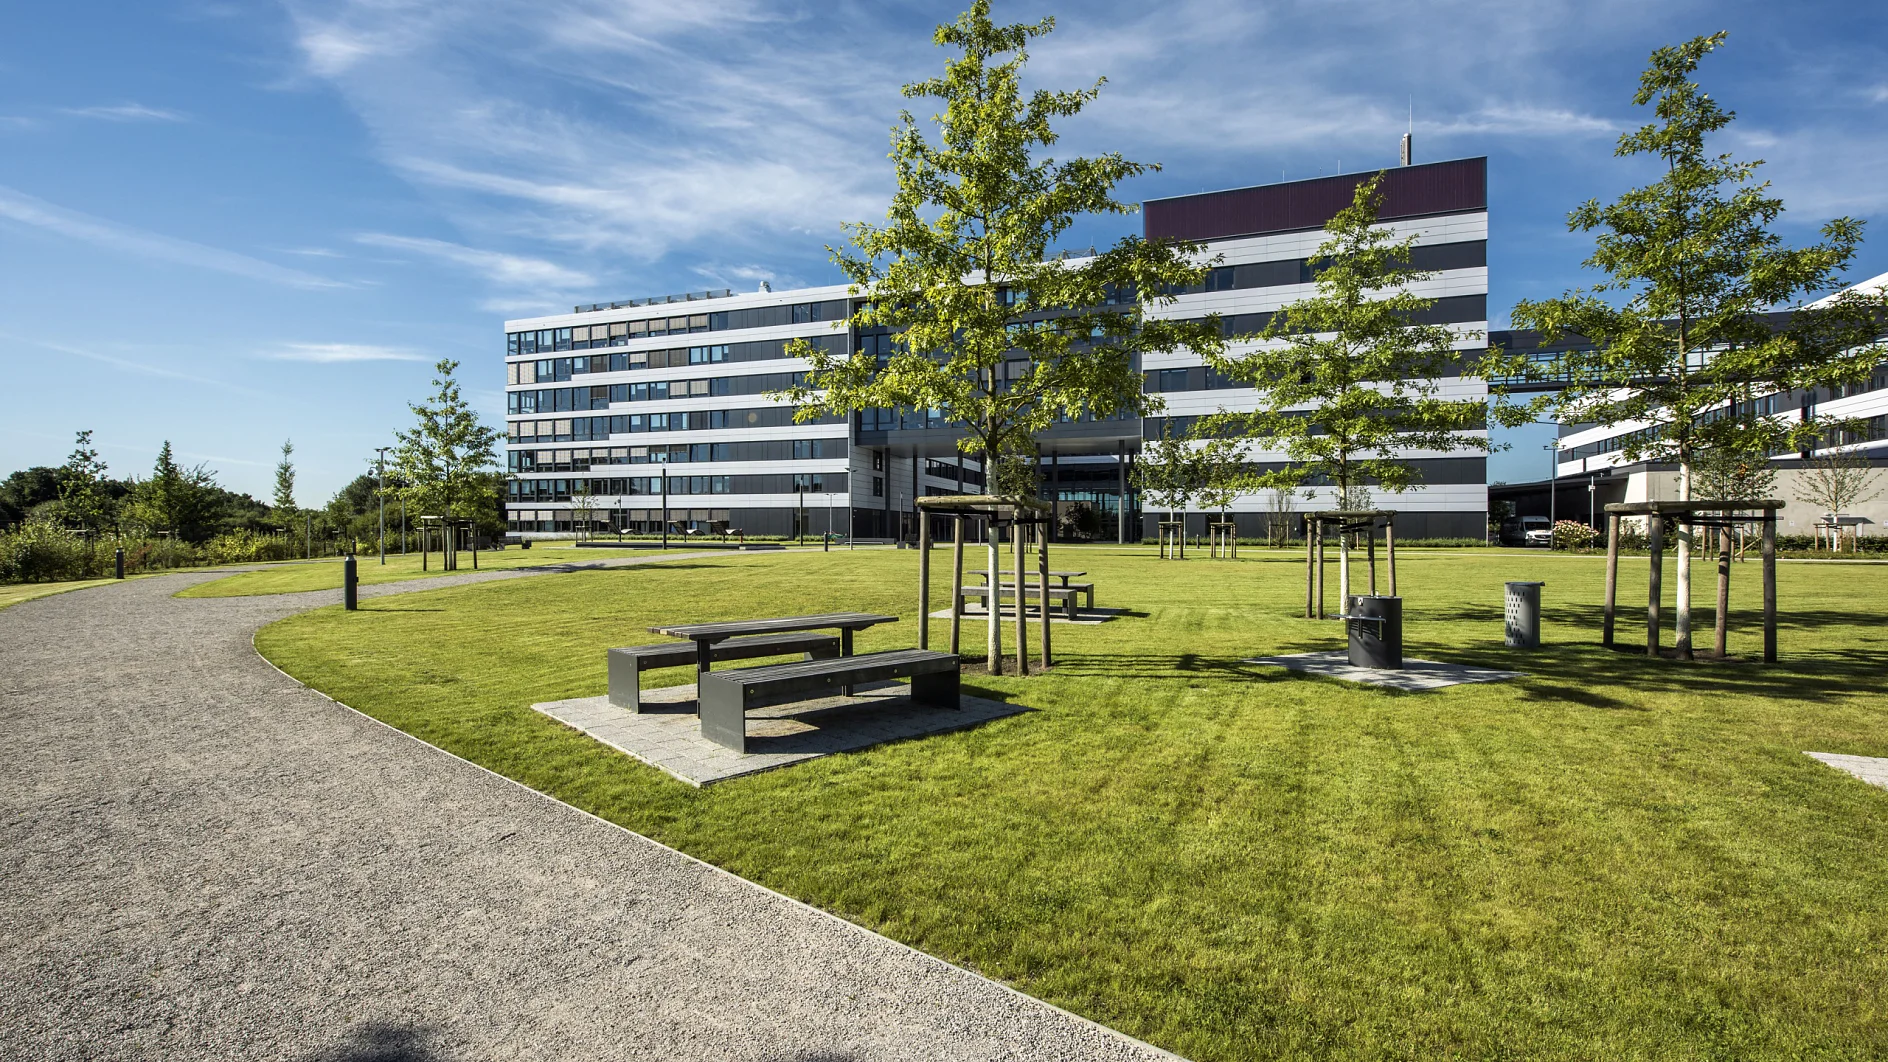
top-left (1553, 520), bottom-right (1600, 551)
top-left (0, 519), bottom-right (94, 582)
top-left (202, 530), bottom-right (298, 566)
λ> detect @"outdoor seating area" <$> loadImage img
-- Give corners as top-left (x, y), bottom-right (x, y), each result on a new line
top-left (580, 611), bottom-right (965, 761)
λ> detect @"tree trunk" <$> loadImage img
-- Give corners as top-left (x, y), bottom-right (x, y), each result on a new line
top-left (985, 442), bottom-right (1002, 675)
top-left (1675, 457), bottom-right (1694, 660)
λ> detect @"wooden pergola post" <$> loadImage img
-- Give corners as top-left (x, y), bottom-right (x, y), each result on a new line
top-left (1762, 512), bottom-right (1777, 664)
top-left (949, 515), bottom-right (965, 656)
top-left (1304, 519), bottom-right (1315, 618)
top-left (1647, 515), bottom-right (1664, 658)
top-left (1037, 519), bottom-right (1051, 670)
top-left (1602, 512), bottom-right (1620, 648)
top-left (918, 511), bottom-right (932, 650)
top-left (1013, 519), bottom-right (1028, 676)
top-left (1314, 519), bottom-right (1327, 620)
top-left (1385, 518), bottom-right (1397, 597)
top-left (1715, 513), bottom-right (1731, 659)
top-left (1366, 526), bottom-right (1377, 596)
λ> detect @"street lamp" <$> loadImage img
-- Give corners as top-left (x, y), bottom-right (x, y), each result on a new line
top-left (1544, 442), bottom-right (1559, 547)
top-left (375, 446), bottom-right (391, 565)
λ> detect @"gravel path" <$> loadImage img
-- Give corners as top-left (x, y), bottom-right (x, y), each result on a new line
top-left (0, 564), bottom-right (1176, 1061)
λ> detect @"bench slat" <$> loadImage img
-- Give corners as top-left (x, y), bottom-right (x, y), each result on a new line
top-left (607, 632), bottom-right (842, 712)
top-left (698, 649), bottom-right (961, 752)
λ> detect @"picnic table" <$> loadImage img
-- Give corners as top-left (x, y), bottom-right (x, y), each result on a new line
top-left (971, 569), bottom-right (1086, 588)
top-left (648, 612), bottom-right (899, 680)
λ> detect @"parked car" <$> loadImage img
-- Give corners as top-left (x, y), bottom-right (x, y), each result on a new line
top-left (1520, 515), bottom-right (1553, 547)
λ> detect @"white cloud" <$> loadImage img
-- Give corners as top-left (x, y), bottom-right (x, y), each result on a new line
top-left (0, 184), bottom-right (345, 290)
top-left (268, 342), bottom-right (430, 363)
top-left (60, 103), bottom-right (188, 122)
top-left (8, 334), bottom-right (262, 396)
top-left (355, 232), bottom-right (593, 288)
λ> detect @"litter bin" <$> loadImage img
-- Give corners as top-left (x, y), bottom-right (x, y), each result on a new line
top-left (1504, 581), bottom-right (1544, 648)
top-left (1346, 595), bottom-right (1403, 669)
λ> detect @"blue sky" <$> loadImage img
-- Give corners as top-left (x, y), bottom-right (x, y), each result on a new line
top-left (3, 1), bottom-right (1885, 500)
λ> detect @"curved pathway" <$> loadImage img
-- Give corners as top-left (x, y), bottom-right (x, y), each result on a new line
top-left (0, 563), bottom-right (1173, 1061)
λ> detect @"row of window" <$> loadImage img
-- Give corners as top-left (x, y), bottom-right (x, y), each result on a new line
top-left (506, 300), bottom-right (849, 355)
top-left (1190, 241), bottom-right (1487, 295)
top-left (508, 335), bottom-right (843, 382)
top-left (1209, 294), bottom-right (1489, 337)
top-left (509, 408), bottom-right (843, 444)
top-left (1567, 412), bottom-right (1888, 463)
top-left (508, 438), bottom-right (847, 472)
top-left (507, 372), bottom-right (809, 415)
top-left (508, 472), bottom-right (848, 502)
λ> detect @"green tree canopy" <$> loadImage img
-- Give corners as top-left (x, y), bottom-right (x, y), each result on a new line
top-left (1203, 174), bottom-right (1492, 504)
top-left (391, 359), bottom-right (502, 522)
top-left (57, 429), bottom-right (114, 534)
top-left (779, 0), bottom-right (1224, 474)
top-left (1491, 31), bottom-right (1886, 657)
top-left (125, 441), bottom-right (219, 542)
top-left (273, 439), bottom-right (297, 516)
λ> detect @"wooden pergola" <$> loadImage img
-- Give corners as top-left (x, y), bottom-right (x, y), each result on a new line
top-left (1601, 500), bottom-right (1782, 662)
top-left (1303, 510), bottom-right (1397, 619)
top-left (417, 515), bottom-right (478, 572)
top-left (915, 495), bottom-right (1053, 675)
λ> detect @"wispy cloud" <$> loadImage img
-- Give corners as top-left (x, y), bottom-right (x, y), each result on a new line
top-left (356, 231), bottom-right (593, 288)
top-left (0, 184), bottom-right (346, 290)
top-left (60, 103), bottom-right (188, 122)
top-left (268, 342), bottom-right (430, 363)
top-left (9, 334), bottom-right (262, 396)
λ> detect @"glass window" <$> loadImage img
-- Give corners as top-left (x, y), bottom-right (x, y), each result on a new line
top-left (688, 315), bottom-right (709, 333)
top-left (629, 320), bottom-right (647, 337)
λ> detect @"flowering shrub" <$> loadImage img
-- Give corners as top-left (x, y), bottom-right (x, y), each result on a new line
top-left (1553, 520), bottom-right (1600, 552)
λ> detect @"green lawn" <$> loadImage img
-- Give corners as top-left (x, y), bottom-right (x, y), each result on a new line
top-left (175, 544), bottom-right (668, 597)
top-left (256, 547), bottom-right (1888, 1061)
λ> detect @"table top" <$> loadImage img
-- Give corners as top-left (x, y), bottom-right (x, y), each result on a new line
top-left (971, 570), bottom-right (1086, 580)
top-left (648, 612), bottom-right (899, 641)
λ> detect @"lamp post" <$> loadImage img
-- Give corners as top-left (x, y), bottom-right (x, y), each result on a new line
top-left (1544, 442), bottom-right (1559, 548)
top-left (375, 446), bottom-right (390, 565)
top-left (1588, 475), bottom-right (1597, 529)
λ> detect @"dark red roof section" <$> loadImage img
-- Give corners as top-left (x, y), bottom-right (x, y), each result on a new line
top-left (1144, 157), bottom-right (1486, 243)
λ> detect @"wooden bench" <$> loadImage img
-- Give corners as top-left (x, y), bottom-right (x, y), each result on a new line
top-left (607, 632), bottom-right (841, 712)
top-left (697, 649), bottom-right (960, 753)
top-left (957, 583), bottom-right (1087, 621)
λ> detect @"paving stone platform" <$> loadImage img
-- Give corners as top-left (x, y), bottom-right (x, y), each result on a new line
top-left (1805, 752), bottom-right (1888, 791)
top-left (1243, 650), bottom-right (1525, 691)
top-left (535, 681), bottom-right (1027, 786)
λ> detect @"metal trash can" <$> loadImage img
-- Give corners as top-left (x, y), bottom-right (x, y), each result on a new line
top-left (1347, 595), bottom-right (1404, 669)
top-left (1504, 581), bottom-right (1544, 648)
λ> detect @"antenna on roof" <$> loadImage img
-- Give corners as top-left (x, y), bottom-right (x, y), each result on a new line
top-left (1400, 99), bottom-right (1413, 166)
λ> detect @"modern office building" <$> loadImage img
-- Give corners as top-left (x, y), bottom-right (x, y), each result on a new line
top-left (502, 157), bottom-right (1492, 541)
top-left (1489, 269), bottom-right (1888, 539)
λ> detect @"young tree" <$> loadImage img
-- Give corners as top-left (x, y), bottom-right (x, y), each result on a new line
top-left (273, 439), bottom-right (297, 517)
top-left (1203, 174), bottom-right (1492, 602)
top-left (391, 360), bottom-right (502, 530)
top-left (1191, 433), bottom-right (1250, 531)
top-left (779, 1), bottom-right (1225, 671)
top-left (1132, 424), bottom-right (1200, 545)
top-left (1795, 451), bottom-right (1882, 549)
top-left (127, 441), bottom-right (217, 542)
top-left (58, 429), bottom-right (114, 535)
top-left (1494, 32), bottom-right (1886, 657)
